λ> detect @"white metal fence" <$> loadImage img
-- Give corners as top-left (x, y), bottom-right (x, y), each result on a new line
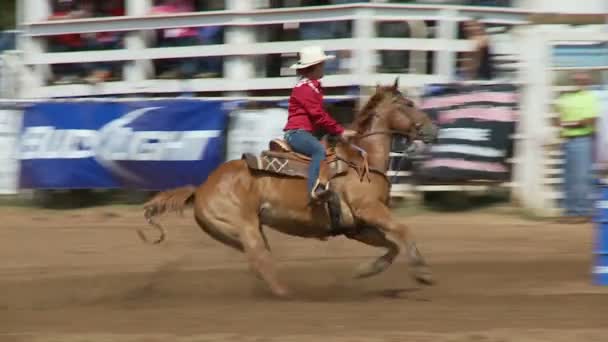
top-left (15, 2), bottom-right (529, 98)
top-left (0, 106), bottom-right (22, 194)
top-left (515, 28), bottom-right (608, 216)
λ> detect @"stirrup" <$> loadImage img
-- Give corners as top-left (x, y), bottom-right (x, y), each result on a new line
top-left (310, 179), bottom-right (331, 201)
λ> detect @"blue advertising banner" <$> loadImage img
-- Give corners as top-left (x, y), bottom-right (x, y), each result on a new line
top-left (19, 100), bottom-right (228, 190)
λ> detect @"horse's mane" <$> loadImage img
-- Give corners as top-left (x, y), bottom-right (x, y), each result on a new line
top-left (351, 86), bottom-right (401, 134)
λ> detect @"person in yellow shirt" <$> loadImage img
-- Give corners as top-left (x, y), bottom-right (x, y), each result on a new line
top-left (555, 72), bottom-right (600, 223)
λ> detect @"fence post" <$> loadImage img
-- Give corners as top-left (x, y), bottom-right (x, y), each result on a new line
top-left (224, 0), bottom-right (256, 96)
top-left (124, 0), bottom-right (152, 87)
top-left (434, 8), bottom-right (458, 80)
top-left (353, 7), bottom-right (375, 108)
top-left (353, 7), bottom-right (375, 81)
top-left (512, 26), bottom-right (554, 216)
top-left (0, 106), bottom-right (22, 195)
top-left (18, 0), bottom-right (51, 98)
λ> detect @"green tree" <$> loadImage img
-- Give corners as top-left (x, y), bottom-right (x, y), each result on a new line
top-left (0, 0), bottom-right (16, 29)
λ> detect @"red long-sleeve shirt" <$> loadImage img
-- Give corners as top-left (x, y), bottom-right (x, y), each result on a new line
top-left (284, 78), bottom-right (344, 135)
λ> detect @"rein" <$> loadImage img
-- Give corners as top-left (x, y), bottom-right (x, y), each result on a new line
top-left (354, 130), bottom-right (404, 140)
top-left (341, 96), bottom-right (424, 185)
top-left (342, 130), bottom-right (417, 186)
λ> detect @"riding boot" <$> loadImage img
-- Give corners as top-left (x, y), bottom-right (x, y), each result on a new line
top-left (310, 160), bottom-right (331, 201)
top-left (309, 181), bottom-right (342, 235)
top-left (310, 178), bottom-right (331, 201)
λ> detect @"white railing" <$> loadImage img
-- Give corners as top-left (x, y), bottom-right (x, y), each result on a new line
top-left (515, 27), bottom-right (608, 216)
top-left (0, 103), bottom-right (22, 194)
top-left (0, 51), bottom-right (22, 99)
top-left (0, 57), bottom-right (6, 98)
top-left (24, 4), bottom-right (531, 35)
top-left (15, 2), bottom-right (530, 98)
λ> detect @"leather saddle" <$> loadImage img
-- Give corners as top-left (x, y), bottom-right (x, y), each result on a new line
top-left (267, 139), bottom-right (336, 162)
top-left (242, 139), bottom-right (347, 181)
top-left (241, 138), bottom-right (369, 235)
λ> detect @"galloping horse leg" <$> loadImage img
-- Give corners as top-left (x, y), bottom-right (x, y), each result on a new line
top-left (344, 225), bottom-right (399, 278)
top-left (260, 225), bottom-right (272, 252)
top-left (195, 212), bottom-right (272, 255)
top-left (194, 213), bottom-right (286, 296)
top-left (249, 225), bottom-right (272, 281)
top-left (194, 214), bottom-right (244, 252)
top-left (354, 203), bottom-right (434, 285)
top-left (240, 218), bottom-right (290, 298)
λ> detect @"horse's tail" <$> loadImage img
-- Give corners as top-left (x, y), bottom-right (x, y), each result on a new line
top-left (138, 185), bottom-right (197, 244)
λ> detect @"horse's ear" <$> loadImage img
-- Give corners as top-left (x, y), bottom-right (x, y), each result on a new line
top-left (393, 77), bottom-right (399, 89)
top-left (375, 83), bottom-right (380, 92)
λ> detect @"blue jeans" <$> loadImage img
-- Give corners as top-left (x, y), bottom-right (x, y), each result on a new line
top-left (284, 130), bottom-right (325, 194)
top-left (563, 136), bottom-right (593, 216)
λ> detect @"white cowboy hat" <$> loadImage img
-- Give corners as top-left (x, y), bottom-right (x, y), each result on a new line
top-left (289, 45), bottom-right (335, 70)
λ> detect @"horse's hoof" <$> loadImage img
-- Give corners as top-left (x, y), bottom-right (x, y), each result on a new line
top-left (354, 258), bottom-right (391, 279)
top-left (415, 273), bottom-right (435, 286)
top-left (273, 288), bottom-right (292, 299)
top-left (411, 266), bottom-right (435, 286)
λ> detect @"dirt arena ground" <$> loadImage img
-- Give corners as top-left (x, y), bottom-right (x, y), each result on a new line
top-left (1, 205), bottom-right (607, 342)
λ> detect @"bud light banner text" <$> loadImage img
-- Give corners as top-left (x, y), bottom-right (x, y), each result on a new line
top-left (19, 100), bottom-right (228, 190)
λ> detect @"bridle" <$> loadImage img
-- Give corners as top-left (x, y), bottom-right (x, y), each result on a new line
top-left (347, 93), bottom-right (428, 185)
top-left (353, 92), bottom-right (427, 143)
top-left (355, 129), bottom-right (407, 139)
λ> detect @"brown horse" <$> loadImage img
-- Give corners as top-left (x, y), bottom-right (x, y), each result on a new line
top-left (141, 80), bottom-right (438, 297)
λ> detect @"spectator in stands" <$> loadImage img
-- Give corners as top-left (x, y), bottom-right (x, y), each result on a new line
top-left (298, 0), bottom-right (365, 74)
top-left (462, 18), bottom-right (494, 80)
top-left (150, 0), bottom-right (200, 79)
top-left (82, 0), bottom-right (126, 83)
top-left (46, 0), bottom-right (126, 84)
top-left (555, 71), bottom-right (600, 223)
top-left (467, 0), bottom-right (512, 6)
top-left (47, 0), bottom-right (92, 84)
top-left (98, 0), bottom-right (126, 17)
top-left (377, 20), bottom-right (410, 73)
top-left (0, 25), bottom-right (15, 53)
top-left (196, 26), bottom-right (223, 78)
top-left (49, 0), bottom-right (93, 21)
